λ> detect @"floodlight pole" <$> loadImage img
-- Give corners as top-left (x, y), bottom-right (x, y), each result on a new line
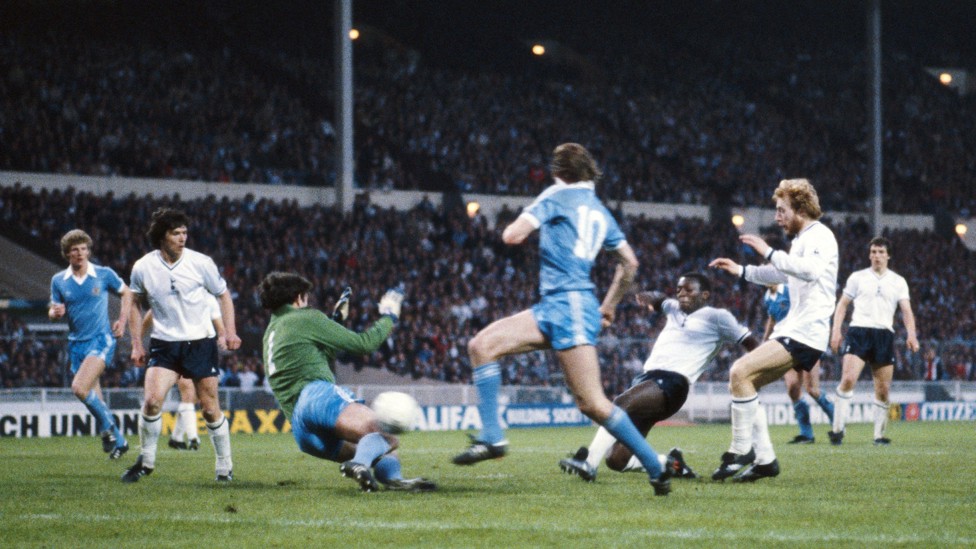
top-left (335, 0), bottom-right (354, 212)
top-left (867, 0), bottom-right (883, 235)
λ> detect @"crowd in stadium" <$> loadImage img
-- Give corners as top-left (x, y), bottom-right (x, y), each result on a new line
top-left (1, 183), bottom-right (974, 393)
top-left (1, 2), bottom-right (974, 393)
top-left (1, 2), bottom-right (975, 216)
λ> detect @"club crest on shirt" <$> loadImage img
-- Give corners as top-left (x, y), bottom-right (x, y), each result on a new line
top-left (91, 286), bottom-right (101, 296)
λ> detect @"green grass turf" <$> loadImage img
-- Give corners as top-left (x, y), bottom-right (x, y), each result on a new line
top-left (2, 421), bottom-right (973, 548)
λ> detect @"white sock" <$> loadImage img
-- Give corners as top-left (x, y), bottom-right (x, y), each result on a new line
top-left (833, 389), bottom-right (854, 433)
top-left (179, 403), bottom-right (199, 441)
top-left (207, 414), bottom-right (232, 474)
top-left (139, 412), bottom-right (162, 468)
top-left (620, 454), bottom-right (660, 473)
top-left (170, 409), bottom-right (185, 443)
top-left (752, 404), bottom-right (776, 465)
top-left (873, 399), bottom-right (889, 439)
top-left (584, 427), bottom-right (617, 470)
top-left (730, 397), bottom-right (758, 455)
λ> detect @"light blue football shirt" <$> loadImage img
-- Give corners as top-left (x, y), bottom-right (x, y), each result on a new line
top-left (763, 284), bottom-right (791, 323)
top-left (520, 180), bottom-right (626, 295)
top-left (50, 263), bottom-right (125, 341)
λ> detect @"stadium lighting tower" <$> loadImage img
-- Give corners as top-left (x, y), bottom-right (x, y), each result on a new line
top-left (335, 0), bottom-right (355, 213)
top-left (867, 0), bottom-right (883, 236)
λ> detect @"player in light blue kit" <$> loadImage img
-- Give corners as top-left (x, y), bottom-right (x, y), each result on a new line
top-left (451, 143), bottom-right (674, 495)
top-left (49, 229), bottom-right (133, 459)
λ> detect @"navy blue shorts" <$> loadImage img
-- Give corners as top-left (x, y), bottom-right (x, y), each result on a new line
top-left (774, 337), bottom-right (824, 372)
top-left (148, 337), bottom-right (220, 379)
top-left (841, 326), bottom-right (895, 366)
top-left (630, 369), bottom-right (690, 417)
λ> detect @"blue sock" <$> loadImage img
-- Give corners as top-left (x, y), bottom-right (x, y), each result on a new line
top-left (815, 393), bottom-right (835, 422)
top-left (373, 455), bottom-right (402, 484)
top-left (794, 399), bottom-right (813, 439)
top-left (602, 406), bottom-right (663, 479)
top-left (352, 432), bottom-right (391, 467)
top-left (474, 362), bottom-right (504, 444)
top-left (83, 391), bottom-right (117, 435)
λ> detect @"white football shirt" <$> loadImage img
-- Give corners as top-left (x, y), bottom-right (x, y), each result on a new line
top-left (842, 268), bottom-right (910, 331)
top-left (743, 221), bottom-right (839, 351)
top-left (130, 248), bottom-right (228, 342)
top-left (643, 299), bottom-right (751, 383)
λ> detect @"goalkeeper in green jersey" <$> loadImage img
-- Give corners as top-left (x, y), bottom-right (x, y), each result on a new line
top-left (260, 272), bottom-right (435, 492)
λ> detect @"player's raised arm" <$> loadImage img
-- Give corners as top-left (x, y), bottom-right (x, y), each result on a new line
top-left (635, 290), bottom-right (666, 313)
top-left (708, 257), bottom-right (741, 276)
top-left (501, 215), bottom-right (536, 245)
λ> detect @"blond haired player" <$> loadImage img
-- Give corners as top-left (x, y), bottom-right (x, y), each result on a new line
top-left (709, 178), bottom-right (838, 481)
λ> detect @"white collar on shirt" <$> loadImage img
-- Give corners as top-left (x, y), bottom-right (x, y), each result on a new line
top-left (554, 177), bottom-right (595, 190)
top-left (62, 263), bottom-right (98, 281)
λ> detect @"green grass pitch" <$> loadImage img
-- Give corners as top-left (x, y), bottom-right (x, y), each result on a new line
top-left (2, 422), bottom-right (973, 548)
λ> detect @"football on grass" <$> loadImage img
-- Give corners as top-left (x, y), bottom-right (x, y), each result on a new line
top-left (371, 391), bottom-right (420, 434)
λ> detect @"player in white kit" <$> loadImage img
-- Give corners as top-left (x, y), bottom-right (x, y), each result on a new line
top-left (558, 273), bottom-right (758, 482)
top-left (709, 178), bottom-right (838, 482)
top-left (121, 208), bottom-right (241, 483)
top-left (829, 237), bottom-right (919, 445)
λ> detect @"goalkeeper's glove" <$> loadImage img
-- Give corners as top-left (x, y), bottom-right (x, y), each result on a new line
top-left (332, 286), bottom-right (352, 323)
top-left (377, 286), bottom-right (404, 321)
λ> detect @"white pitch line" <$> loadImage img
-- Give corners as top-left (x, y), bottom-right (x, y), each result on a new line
top-left (15, 511), bottom-right (975, 546)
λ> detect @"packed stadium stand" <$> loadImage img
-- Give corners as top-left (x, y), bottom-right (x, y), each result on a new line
top-left (2, 1), bottom-right (975, 214)
top-left (2, 183), bottom-right (974, 393)
top-left (1, 1), bottom-right (974, 393)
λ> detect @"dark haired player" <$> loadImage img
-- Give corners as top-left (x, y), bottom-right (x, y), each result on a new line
top-left (829, 237), bottom-right (918, 445)
top-left (259, 272), bottom-right (435, 492)
top-left (559, 273), bottom-right (759, 481)
top-left (122, 208), bottom-right (241, 483)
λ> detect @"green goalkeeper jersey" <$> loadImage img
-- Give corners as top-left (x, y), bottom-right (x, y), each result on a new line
top-left (262, 305), bottom-right (394, 418)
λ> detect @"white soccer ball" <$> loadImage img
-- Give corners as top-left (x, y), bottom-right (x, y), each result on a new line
top-left (371, 391), bottom-right (420, 434)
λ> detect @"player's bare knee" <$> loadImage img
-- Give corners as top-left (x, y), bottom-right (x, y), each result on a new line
top-left (467, 335), bottom-right (492, 365)
top-left (614, 389), bottom-right (642, 412)
top-left (143, 400), bottom-right (163, 416)
top-left (200, 406), bottom-right (223, 424)
top-left (575, 397), bottom-right (606, 421)
top-left (70, 381), bottom-right (88, 400)
top-left (728, 364), bottom-right (752, 393)
top-left (838, 376), bottom-right (857, 392)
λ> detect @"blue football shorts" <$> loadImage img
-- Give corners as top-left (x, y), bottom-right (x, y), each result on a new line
top-left (290, 380), bottom-right (363, 461)
top-left (68, 334), bottom-right (117, 374)
top-left (532, 290), bottom-right (602, 350)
